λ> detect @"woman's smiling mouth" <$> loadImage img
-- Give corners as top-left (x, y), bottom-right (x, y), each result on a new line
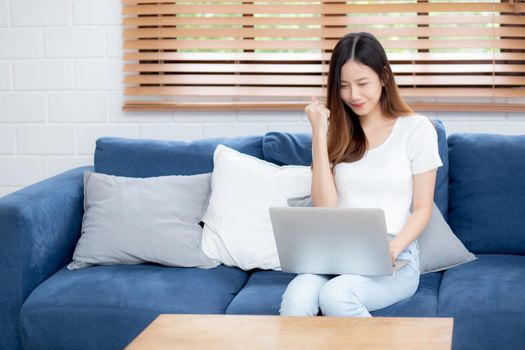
top-left (350, 102), bottom-right (366, 109)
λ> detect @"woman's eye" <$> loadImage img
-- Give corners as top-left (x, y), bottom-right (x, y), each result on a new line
top-left (340, 85), bottom-right (348, 89)
top-left (358, 83), bottom-right (368, 86)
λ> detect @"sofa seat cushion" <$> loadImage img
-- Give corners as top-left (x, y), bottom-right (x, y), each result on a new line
top-left (370, 272), bottom-right (442, 317)
top-left (226, 270), bottom-right (297, 315)
top-left (438, 254), bottom-right (525, 350)
top-left (94, 135), bottom-right (263, 177)
top-left (19, 265), bottom-right (248, 350)
top-left (225, 270), bottom-right (442, 317)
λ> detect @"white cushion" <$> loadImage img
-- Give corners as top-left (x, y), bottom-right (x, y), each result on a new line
top-left (201, 144), bottom-right (311, 270)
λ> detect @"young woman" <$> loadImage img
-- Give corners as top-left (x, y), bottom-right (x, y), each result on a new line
top-left (280, 32), bottom-right (443, 317)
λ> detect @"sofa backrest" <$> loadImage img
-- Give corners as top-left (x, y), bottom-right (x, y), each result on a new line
top-left (94, 136), bottom-right (263, 176)
top-left (93, 119), bottom-right (449, 227)
top-left (447, 133), bottom-right (525, 254)
top-left (262, 120), bottom-right (450, 219)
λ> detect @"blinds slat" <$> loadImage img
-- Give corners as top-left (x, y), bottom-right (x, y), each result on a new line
top-left (123, 51), bottom-right (525, 62)
top-left (123, 64), bottom-right (524, 74)
top-left (124, 74), bottom-right (524, 86)
top-left (123, 39), bottom-right (524, 50)
top-left (122, 101), bottom-right (525, 113)
top-left (123, 27), bottom-right (525, 39)
top-left (395, 76), bottom-right (525, 86)
top-left (123, 3), bottom-right (523, 15)
top-left (124, 0), bottom-right (467, 4)
top-left (125, 86), bottom-right (324, 97)
top-left (124, 63), bottom-right (325, 73)
top-left (124, 86), bottom-right (525, 98)
top-left (123, 15), bottom-right (525, 27)
top-left (124, 74), bottom-right (324, 85)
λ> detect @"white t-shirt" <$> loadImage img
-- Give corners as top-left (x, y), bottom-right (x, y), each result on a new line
top-left (334, 114), bottom-right (443, 236)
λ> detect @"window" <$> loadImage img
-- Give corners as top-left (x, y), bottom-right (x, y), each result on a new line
top-left (122, 0), bottom-right (525, 111)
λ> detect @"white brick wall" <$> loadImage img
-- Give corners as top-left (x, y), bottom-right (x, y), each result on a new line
top-left (74, 60), bottom-right (122, 90)
top-left (0, 126), bottom-right (15, 154)
top-left (470, 122), bottom-right (525, 135)
top-left (202, 123), bottom-right (268, 138)
top-left (268, 123), bottom-right (312, 134)
top-left (77, 124), bottom-right (138, 155)
top-left (0, 157), bottom-right (48, 186)
top-left (105, 26), bottom-right (122, 58)
top-left (0, 0), bottom-right (8, 27)
top-left (139, 124), bottom-right (202, 142)
top-left (237, 111), bottom-right (303, 122)
top-left (17, 125), bottom-right (76, 155)
top-left (44, 28), bottom-right (105, 58)
top-left (108, 92), bottom-right (171, 123)
top-left (0, 187), bottom-right (19, 198)
top-left (0, 0), bottom-right (523, 198)
top-left (48, 93), bottom-right (108, 122)
top-left (172, 111), bottom-right (237, 123)
top-left (11, 0), bottom-right (69, 27)
top-left (72, 0), bottom-right (121, 25)
top-left (48, 156), bottom-right (92, 176)
top-left (0, 94), bottom-right (46, 122)
top-left (14, 61), bottom-right (74, 90)
top-left (0, 62), bottom-right (11, 90)
top-left (0, 29), bottom-right (42, 58)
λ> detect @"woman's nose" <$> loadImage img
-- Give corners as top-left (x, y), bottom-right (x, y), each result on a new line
top-left (350, 88), bottom-right (360, 101)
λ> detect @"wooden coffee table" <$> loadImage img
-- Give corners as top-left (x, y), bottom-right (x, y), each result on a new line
top-left (126, 314), bottom-right (453, 350)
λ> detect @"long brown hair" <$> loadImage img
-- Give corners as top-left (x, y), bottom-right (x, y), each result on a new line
top-left (326, 32), bottom-right (413, 167)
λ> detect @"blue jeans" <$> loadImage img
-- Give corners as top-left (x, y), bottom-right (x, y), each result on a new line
top-left (279, 236), bottom-right (420, 317)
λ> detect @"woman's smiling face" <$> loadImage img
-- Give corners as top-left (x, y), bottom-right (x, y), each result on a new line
top-left (339, 60), bottom-right (383, 118)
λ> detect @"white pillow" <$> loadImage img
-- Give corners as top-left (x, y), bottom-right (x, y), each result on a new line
top-left (201, 144), bottom-right (312, 270)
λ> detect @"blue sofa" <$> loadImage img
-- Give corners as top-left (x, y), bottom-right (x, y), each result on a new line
top-left (1, 121), bottom-right (525, 350)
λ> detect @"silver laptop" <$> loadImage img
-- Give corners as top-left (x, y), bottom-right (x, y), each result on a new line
top-left (269, 207), bottom-right (409, 276)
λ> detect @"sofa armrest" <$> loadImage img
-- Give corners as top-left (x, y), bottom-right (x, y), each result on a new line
top-left (0, 166), bottom-right (91, 350)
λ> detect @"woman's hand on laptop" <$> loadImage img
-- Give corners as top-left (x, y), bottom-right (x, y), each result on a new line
top-left (389, 241), bottom-right (402, 265)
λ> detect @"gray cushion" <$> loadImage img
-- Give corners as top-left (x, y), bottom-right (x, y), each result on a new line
top-left (286, 196), bottom-right (476, 274)
top-left (417, 203), bottom-right (476, 274)
top-left (68, 171), bottom-right (217, 270)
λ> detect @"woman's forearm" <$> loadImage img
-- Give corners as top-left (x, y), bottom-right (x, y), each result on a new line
top-left (390, 207), bottom-right (432, 255)
top-left (311, 134), bottom-right (338, 207)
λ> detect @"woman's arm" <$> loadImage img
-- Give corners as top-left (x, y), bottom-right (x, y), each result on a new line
top-left (389, 168), bottom-right (437, 262)
top-left (305, 98), bottom-right (338, 207)
top-left (311, 135), bottom-right (338, 207)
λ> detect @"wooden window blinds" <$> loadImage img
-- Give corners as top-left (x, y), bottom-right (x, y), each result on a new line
top-left (122, 0), bottom-right (525, 112)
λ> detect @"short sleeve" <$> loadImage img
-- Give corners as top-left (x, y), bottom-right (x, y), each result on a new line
top-left (407, 117), bottom-right (443, 175)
